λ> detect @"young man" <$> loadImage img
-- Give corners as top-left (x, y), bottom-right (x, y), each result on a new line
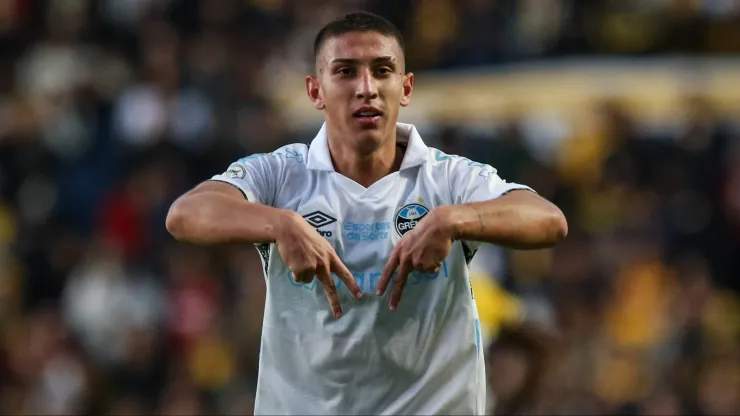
top-left (166, 11), bottom-right (567, 415)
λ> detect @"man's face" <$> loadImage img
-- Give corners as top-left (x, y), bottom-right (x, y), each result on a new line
top-left (306, 31), bottom-right (414, 151)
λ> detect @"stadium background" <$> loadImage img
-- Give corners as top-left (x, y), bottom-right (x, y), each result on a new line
top-left (0, 0), bottom-right (739, 414)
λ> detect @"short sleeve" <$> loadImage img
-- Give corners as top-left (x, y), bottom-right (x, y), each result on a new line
top-left (210, 153), bottom-right (282, 206)
top-left (446, 153), bottom-right (536, 253)
top-left (448, 156), bottom-right (535, 205)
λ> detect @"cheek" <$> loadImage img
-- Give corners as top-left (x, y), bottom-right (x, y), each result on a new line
top-left (321, 85), bottom-right (352, 105)
top-left (381, 82), bottom-right (404, 101)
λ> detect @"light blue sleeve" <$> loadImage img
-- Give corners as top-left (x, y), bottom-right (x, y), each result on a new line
top-left (210, 145), bottom-right (306, 206)
top-left (444, 150), bottom-right (536, 253)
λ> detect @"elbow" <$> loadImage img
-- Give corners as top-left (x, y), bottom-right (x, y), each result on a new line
top-left (525, 205), bottom-right (567, 249)
top-left (166, 198), bottom-right (193, 240)
top-left (508, 205), bottom-right (568, 250)
top-left (547, 208), bottom-right (568, 245)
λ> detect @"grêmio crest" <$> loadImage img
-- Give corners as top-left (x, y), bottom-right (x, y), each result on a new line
top-left (395, 203), bottom-right (429, 236)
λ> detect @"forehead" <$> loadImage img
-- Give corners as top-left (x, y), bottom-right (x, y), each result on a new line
top-left (318, 31), bottom-right (403, 65)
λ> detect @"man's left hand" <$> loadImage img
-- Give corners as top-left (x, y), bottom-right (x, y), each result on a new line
top-left (376, 206), bottom-right (454, 310)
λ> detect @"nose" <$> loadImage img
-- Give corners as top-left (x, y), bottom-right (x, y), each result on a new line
top-left (355, 68), bottom-right (378, 101)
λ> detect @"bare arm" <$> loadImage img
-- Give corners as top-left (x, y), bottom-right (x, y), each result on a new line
top-left (166, 180), bottom-right (362, 316)
top-left (438, 190), bottom-right (567, 250)
top-left (165, 181), bottom-right (295, 245)
top-left (377, 190), bottom-right (567, 308)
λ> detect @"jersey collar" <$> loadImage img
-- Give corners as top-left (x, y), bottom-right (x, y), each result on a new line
top-left (306, 122), bottom-right (429, 171)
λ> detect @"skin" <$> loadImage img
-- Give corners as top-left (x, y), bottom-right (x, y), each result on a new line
top-left (165, 183), bottom-right (362, 318)
top-left (166, 30), bottom-right (568, 316)
top-left (306, 31), bottom-right (414, 188)
top-left (377, 191), bottom-right (567, 310)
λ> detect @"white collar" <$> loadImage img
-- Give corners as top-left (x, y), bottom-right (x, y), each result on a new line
top-left (306, 122), bottom-right (429, 171)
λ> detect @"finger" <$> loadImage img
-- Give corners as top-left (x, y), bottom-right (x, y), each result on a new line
top-left (376, 249), bottom-right (400, 296)
top-left (331, 256), bottom-right (362, 299)
top-left (389, 261), bottom-right (413, 311)
top-left (315, 267), bottom-right (343, 318)
top-left (426, 261), bottom-right (442, 274)
top-left (415, 262), bottom-right (439, 274)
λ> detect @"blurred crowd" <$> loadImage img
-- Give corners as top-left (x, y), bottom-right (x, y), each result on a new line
top-left (0, 0), bottom-right (739, 415)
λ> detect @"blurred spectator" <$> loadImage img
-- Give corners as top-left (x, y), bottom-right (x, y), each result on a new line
top-left (0, 1), bottom-right (738, 415)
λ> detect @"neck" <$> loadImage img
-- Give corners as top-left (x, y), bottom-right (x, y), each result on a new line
top-left (327, 131), bottom-right (404, 188)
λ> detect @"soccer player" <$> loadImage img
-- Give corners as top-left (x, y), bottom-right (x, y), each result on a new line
top-left (165, 11), bottom-right (567, 415)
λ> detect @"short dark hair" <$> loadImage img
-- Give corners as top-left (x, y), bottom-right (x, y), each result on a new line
top-left (313, 11), bottom-right (405, 59)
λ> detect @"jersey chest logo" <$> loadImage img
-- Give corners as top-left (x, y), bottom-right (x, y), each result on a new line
top-left (395, 203), bottom-right (429, 236)
top-left (303, 210), bottom-right (337, 238)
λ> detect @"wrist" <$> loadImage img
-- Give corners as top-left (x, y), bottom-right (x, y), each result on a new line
top-left (267, 208), bottom-right (301, 243)
top-left (433, 205), bottom-right (459, 241)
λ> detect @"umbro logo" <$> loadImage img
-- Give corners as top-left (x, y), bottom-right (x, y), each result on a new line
top-left (303, 211), bottom-right (336, 237)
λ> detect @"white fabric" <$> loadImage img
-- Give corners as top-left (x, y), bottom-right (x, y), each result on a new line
top-left (211, 122), bottom-right (534, 415)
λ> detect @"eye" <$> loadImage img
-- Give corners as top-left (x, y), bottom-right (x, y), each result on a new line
top-left (375, 67), bottom-right (392, 76)
top-left (336, 67), bottom-right (354, 76)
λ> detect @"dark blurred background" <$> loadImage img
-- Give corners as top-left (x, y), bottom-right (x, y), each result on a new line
top-left (0, 0), bottom-right (738, 415)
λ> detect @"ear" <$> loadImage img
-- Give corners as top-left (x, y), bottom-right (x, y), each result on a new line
top-left (306, 75), bottom-right (325, 111)
top-left (400, 72), bottom-right (414, 107)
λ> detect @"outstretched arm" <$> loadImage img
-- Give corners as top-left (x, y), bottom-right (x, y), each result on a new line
top-left (437, 190), bottom-right (567, 250)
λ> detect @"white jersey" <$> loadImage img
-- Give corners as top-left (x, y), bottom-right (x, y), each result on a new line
top-left (211, 123), bottom-right (533, 415)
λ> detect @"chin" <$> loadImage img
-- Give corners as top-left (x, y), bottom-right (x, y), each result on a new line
top-left (353, 130), bottom-right (385, 153)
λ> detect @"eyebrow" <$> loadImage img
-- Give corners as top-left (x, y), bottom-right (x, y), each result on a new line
top-left (330, 56), bottom-right (396, 65)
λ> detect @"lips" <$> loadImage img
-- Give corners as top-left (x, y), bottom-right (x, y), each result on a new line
top-left (352, 106), bottom-right (383, 119)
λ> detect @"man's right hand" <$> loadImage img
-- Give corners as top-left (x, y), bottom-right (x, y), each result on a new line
top-left (274, 211), bottom-right (362, 318)
top-left (166, 182), bottom-right (361, 317)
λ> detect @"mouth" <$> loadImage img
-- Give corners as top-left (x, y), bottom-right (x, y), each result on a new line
top-left (352, 107), bottom-right (383, 123)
